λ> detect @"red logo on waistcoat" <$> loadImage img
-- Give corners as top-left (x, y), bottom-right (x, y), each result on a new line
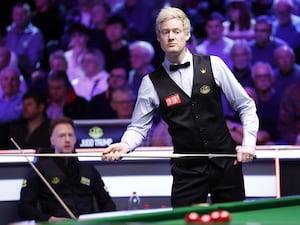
top-left (165, 93), bottom-right (181, 107)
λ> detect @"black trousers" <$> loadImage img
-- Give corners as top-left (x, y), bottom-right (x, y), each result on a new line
top-left (170, 158), bottom-right (245, 207)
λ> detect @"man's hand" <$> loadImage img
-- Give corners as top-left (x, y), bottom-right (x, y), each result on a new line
top-left (102, 142), bottom-right (130, 161)
top-left (48, 216), bottom-right (71, 221)
top-left (236, 146), bottom-right (255, 163)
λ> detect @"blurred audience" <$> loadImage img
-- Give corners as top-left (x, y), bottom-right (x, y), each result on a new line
top-left (8, 90), bottom-right (51, 149)
top-left (251, 61), bottom-right (282, 143)
top-left (249, 15), bottom-right (286, 67)
top-left (230, 39), bottom-right (254, 87)
top-left (279, 80), bottom-right (300, 144)
top-left (196, 11), bottom-right (234, 68)
top-left (110, 86), bottom-right (135, 119)
top-left (128, 40), bottom-right (155, 97)
top-left (223, 0), bottom-right (255, 41)
top-left (87, 65), bottom-right (129, 119)
top-left (72, 48), bottom-right (109, 101)
top-left (273, 45), bottom-right (300, 96)
top-left (5, 2), bottom-right (45, 83)
top-left (103, 15), bottom-right (130, 72)
top-left (47, 70), bottom-right (88, 120)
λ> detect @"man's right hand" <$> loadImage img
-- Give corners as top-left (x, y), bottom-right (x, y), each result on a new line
top-left (48, 216), bottom-right (70, 221)
top-left (102, 142), bottom-right (130, 161)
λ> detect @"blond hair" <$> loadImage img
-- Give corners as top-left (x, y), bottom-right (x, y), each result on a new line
top-left (155, 7), bottom-right (191, 35)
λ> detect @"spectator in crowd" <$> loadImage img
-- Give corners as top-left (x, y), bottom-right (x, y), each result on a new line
top-left (110, 86), bottom-right (135, 119)
top-left (251, 62), bottom-right (282, 143)
top-left (273, 45), bottom-right (300, 95)
top-left (72, 48), bottom-right (109, 101)
top-left (8, 90), bottom-right (51, 149)
top-left (223, 0), bottom-right (255, 41)
top-left (103, 15), bottom-right (130, 72)
top-left (273, 0), bottom-right (300, 56)
top-left (113, 0), bottom-right (155, 42)
top-left (29, 69), bottom-right (48, 97)
top-left (19, 116), bottom-right (116, 222)
top-left (87, 65), bottom-right (128, 119)
top-left (249, 15), bottom-right (286, 67)
top-left (279, 80), bottom-right (300, 144)
top-left (5, 2), bottom-right (45, 83)
top-left (230, 39), bottom-right (254, 88)
top-left (31, 0), bottom-right (66, 45)
top-left (0, 46), bottom-right (27, 96)
top-left (61, 0), bottom-right (94, 49)
top-left (49, 50), bottom-right (68, 72)
top-left (47, 70), bottom-right (88, 120)
top-left (0, 66), bottom-right (23, 124)
top-left (64, 23), bottom-right (90, 82)
top-left (128, 40), bottom-right (155, 97)
top-left (88, 1), bottom-right (111, 54)
top-left (195, 11), bottom-right (234, 68)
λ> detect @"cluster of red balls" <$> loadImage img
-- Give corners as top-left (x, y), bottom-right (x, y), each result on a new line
top-left (184, 210), bottom-right (231, 224)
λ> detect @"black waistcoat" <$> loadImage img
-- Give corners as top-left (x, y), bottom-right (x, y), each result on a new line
top-left (149, 55), bottom-right (236, 154)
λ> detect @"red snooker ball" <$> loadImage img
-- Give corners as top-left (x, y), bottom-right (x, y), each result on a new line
top-left (199, 214), bottom-right (212, 223)
top-left (184, 212), bottom-right (201, 222)
top-left (219, 210), bottom-right (231, 222)
top-left (210, 210), bottom-right (221, 222)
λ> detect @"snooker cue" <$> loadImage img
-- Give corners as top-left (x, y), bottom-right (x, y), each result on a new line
top-left (10, 138), bottom-right (77, 220)
top-left (0, 151), bottom-right (239, 158)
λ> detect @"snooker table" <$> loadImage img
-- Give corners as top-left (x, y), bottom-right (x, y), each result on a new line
top-left (37, 196), bottom-right (300, 225)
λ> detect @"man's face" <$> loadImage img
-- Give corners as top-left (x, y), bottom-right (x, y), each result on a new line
top-left (253, 67), bottom-right (273, 92)
top-left (275, 2), bottom-right (292, 25)
top-left (254, 23), bottom-right (272, 45)
top-left (12, 6), bottom-right (29, 29)
top-left (51, 123), bottom-right (76, 154)
top-left (105, 23), bottom-right (125, 42)
top-left (157, 18), bottom-right (190, 59)
top-left (109, 68), bottom-right (128, 89)
top-left (275, 49), bottom-right (294, 72)
top-left (48, 80), bottom-right (68, 103)
top-left (0, 69), bottom-right (20, 97)
top-left (111, 91), bottom-right (134, 119)
top-left (22, 98), bottom-right (43, 120)
top-left (205, 19), bottom-right (223, 42)
top-left (231, 46), bottom-right (251, 70)
top-left (81, 53), bottom-right (100, 77)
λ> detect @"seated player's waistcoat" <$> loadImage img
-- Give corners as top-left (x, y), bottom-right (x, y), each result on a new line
top-left (149, 54), bottom-right (236, 155)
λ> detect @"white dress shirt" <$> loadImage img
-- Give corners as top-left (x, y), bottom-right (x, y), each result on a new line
top-left (121, 49), bottom-right (258, 150)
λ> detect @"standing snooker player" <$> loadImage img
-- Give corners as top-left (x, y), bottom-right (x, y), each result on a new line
top-left (103, 7), bottom-right (259, 207)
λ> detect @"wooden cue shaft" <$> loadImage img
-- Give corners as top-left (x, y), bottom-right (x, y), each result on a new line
top-left (10, 138), bottom-right (77, 220)
top-left (0, 152), bottom-right (238, 158)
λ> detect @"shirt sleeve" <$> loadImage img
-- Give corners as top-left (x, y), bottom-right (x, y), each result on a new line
top-left (211, 56), bottom-right (259, 146)
top-left (121, 76), bottom-right (159, 150)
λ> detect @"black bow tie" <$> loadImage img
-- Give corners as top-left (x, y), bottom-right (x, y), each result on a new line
top-left (169, 62), bottom-right (190, 71)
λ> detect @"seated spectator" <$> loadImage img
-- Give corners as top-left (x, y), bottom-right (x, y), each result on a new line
top-left (110, 86), bottom-right (135, 119)
top-left (47, 70), bottom-right (88, 120)
top-left (230, 39), bottom-right (254, 87)
top-left (5, 2), bottom-right (44, 83)
top-left (0, 66), bottom-right (23, 124)
top-left (8, 90), bottom-right (51, 149)
top-left (128, 40), bottom-right (155, 97)
top-left (273, 0), bottom-right (300, 59)
top-left (72, 48), bottom-right (109, 101)
top-left (223, 0), bottom-right (255, 41)
top-left (279, 80), bottom-right (300, 144)
top-left (49, 50), bottom-right (68, 73)
top-left (88, 1), bottom-right (111, 54)
top-left (87, 65), bottom-right (129, 119)
top-left (103, 15), bottom-right (130, 72)
top-left (18, 116), bottom-right (116, 222)
top-left (251, 62), bottom-right (282, 143)
top-left (273, 45), bottom-right (300, 96)
top-left (64, 23), bottom-right (90, 82)
top-left (0, 46), bottom-right (27, 96)
top-left (195, 11), bottom-right (234, 68)
top-left (249, 15), bottom-right (286, 67)
top-left (150, 118), bottom-right (172, 146)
